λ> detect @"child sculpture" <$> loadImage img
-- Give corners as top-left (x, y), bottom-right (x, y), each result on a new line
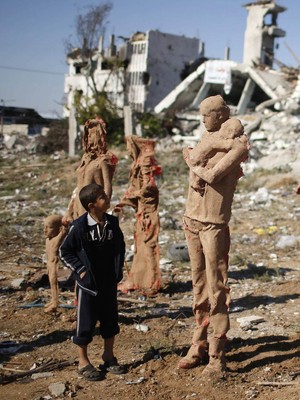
top-left (179, 95), bottom-right (249, 378)
top-left (63, 117), bottom-right (118, 225)
top-left (44, 215), bottom-right (66, 313)
top-left (115, 135), bottom-right (161, 295)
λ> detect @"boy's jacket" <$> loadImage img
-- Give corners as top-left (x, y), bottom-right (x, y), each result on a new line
top-left (59, 212), bottom-right (125, 296)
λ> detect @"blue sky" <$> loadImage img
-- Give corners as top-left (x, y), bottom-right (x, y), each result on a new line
top-left (0, 0), bottom-right (298, 117)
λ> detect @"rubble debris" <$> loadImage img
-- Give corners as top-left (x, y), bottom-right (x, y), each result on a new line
top-left (48, 382), bottom-right (66, 397)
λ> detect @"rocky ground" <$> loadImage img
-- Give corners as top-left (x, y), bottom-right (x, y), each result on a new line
top-left (0, 137), bottom-right (299, 400)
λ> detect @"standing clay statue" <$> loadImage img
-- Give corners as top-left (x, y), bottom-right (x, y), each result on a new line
top-left (179, 95), bottom-right (249, 379)
top-left (115, 135), bottom-right (161, 295)
top-left (44, 215), bottom-right (67, 313)
top-left (63, 117), bottom-right (118, 225)
top-left (186, 118), bottom-right (247, 193)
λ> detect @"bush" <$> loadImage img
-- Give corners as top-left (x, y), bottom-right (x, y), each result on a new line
top-left (36, 119), bottom-right (68, 154)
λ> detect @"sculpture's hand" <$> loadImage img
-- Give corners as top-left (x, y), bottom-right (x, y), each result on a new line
top-left (80, 271), bottom-right (86, 279)
top-left (62, 215), bottom-right (71, 227)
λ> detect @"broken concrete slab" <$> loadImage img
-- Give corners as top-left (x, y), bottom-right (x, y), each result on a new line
top-left (237, 315), bottom-right (265, 326)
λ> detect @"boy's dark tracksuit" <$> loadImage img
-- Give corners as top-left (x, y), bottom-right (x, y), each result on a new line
top-left (59, 212), bottom-right (125, 345)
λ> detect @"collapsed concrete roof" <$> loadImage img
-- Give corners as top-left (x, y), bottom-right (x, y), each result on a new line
top-left (154, 60), bottom-right (295, 115)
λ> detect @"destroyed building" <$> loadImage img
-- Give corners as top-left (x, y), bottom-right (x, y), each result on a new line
top-left (64, 30), bottom-right (202, 116)
top-left (154, 0), bottom-right (299, 118)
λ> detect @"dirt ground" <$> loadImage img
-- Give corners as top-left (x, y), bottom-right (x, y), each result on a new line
top-left (0, 146), bottom-right (299, 400)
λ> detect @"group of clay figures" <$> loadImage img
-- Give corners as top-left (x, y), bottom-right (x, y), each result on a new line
top-left (43, 117), bottom-right (161, 312)
top-left (44, 95), bottom-right (251, 378)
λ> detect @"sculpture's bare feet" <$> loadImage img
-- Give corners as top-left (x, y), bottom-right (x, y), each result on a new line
top-left (44, 303), bottom-right (58, 313)
top-left (178, 342), bottom-right (207, 369)
top-left (201, 355), bottom-right (226, 381)
top-left (118, 281), bottom-right (136, 293)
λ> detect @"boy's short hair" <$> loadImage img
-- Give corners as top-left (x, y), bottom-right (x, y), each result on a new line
top-left (79, 184), bottom-right (106, 211)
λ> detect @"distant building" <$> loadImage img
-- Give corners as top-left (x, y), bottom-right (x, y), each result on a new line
top-left (155, 0), bottom-right (293, 117)
top-left (64, 30), bottom-right (202, 116)
top-left (0, 106), bottom-right (52, 136)
top-left (128, 30), bottom-right (201, 112)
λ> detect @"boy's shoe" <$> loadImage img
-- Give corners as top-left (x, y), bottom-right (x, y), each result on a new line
top-left (78, 364), bottom-right (104, 381)
top-left (100, 357), bottom-right (126, 374)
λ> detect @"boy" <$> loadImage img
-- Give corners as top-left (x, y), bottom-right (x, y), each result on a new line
top-left (44, 214), bottom-right (66, 313)
top-left (59, 183), bottom-right (125, 381)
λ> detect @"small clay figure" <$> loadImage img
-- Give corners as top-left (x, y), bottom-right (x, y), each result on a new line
top-left (183, 117), bottom-right (248, 194)
top-left (44, 215), bottom-right (66, 313)
top-left (115, 135), bottom-right (161, 295)
top-left (296, 182), bottom-right (300, 194)
top-left (179, 95), bottom-right (249, 378)
top-left (62, 117), bottom-right (118, 225)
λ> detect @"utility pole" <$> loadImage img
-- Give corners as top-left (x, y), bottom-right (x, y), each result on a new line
top-left (0, 99), bottom-right (15, 137)
top-left (0, 99), bottom-right (4, 136)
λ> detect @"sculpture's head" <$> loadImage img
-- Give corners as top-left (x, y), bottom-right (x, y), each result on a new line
top-left (83, 117), bottom-right (107, 155)
top-left (44, 215), bottom-right (62, 239)
top-left (125, 135), bottom-right (155, 160)
top-left (200, 95), bottom-right (230, 132)
top-left (219, 118), bottom-right (244, 139)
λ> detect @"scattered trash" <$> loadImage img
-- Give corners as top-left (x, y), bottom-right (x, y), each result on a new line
top-left (159, 257), bottom-right (173, 265)
top-left (32, 372), bottom-right (54, 380)
top-left (276, 235), bottom-right (300, 249)
top-left (250, 187), bottom-right (272, 205)
top-left (135, 324), bottom-right (149, 332)
top-left (253, 226), bottom-right (278, 235)
top-left (10, 278), bottom-right (25, 288)
top-left (0, 341), bottom-right (25, 355)
top-left (167, 242), bottom-right (190, 262)
top-left (237, 315), bottom-right (265, 330)
top-left (125, 377), bottom-right (145, 385)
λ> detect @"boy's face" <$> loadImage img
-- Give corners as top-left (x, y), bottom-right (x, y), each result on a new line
top-left (90, 193), bottom-right (110, 214)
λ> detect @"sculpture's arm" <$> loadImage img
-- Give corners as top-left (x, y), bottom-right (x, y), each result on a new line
top-left (191, 143), bottom-right (249, 184)
top-left (94, 161), bottom-right (112, 200)
top-left (62, 188), bottom-right (77, 226)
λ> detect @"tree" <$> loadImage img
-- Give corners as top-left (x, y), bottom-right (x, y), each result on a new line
top-left (65, 2), bottom-right (125, 146)
top-left (65, 2), bottom-right (112, 60)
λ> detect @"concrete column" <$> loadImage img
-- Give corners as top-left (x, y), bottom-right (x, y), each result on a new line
top-left (124, 105), bottom-right (135, 136)
top-left (236, 78), bottom-right (256, 115)
top-left (68, 106), bottom-right (77, 156)
top-left (192, 82), bottom-right (211, 109)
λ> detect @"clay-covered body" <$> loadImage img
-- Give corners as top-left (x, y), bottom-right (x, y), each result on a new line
top-left (44, 215), bottom-right (66, 313)
top-left (116, 135), bottom-right (161, 294)
top-left (63, 118), bottom-right (118, 224)
top-left (179, 95), bottom-right (249, 376)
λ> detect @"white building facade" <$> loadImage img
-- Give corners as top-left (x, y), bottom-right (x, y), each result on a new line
top-left (128, 30), bottom-right (200, 112)
top-left (64, 30), bottom-right (201, 116)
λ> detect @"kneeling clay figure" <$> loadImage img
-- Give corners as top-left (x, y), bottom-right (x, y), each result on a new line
top-left (44, 215), bottom-right (67, 312)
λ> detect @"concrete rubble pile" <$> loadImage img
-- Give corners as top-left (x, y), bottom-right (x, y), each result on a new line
top-left (243, 109), bottom-right (300, 178)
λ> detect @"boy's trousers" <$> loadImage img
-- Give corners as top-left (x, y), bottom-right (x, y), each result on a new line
top-left (73, 283), bottom-right (120, 346)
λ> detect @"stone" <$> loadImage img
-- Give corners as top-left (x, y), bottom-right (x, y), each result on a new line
top-left (10, 278), bottom-right (25, 288)
top-left (237, 315), bottom-right (265, 326)
top-left (48, 382), bottom-right (66, 397)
